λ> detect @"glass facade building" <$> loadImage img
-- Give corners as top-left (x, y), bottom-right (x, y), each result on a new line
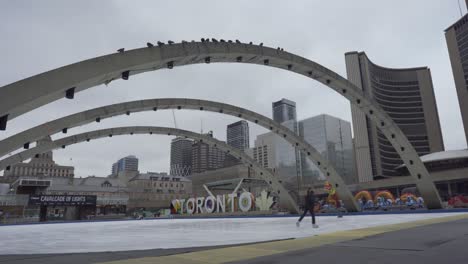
top-left (272, 98), bottom-right (297, 124)
top-left (272, 99), bottom-right (301, 185)
top-left (252, 131), bottom-right (299, 185)
top-left (112, 155), bottom-right (139, 175)
top-left (299, 114), bottom-right (356, 185)
top-left (227, 120), bottom-right (249, 151)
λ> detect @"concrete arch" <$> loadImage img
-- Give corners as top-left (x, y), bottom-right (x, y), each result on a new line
top-left (1, 126), bottom-right (301, 213)
top-left (0, 41), bottom-right (442, 208)
top-left (0, 98), bottom-right (359, 211)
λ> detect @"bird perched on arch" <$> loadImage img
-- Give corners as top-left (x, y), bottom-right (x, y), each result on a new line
top-left (146, 42), bottom-right (154, 47)
top-left (117, 48), bottom-right (124, 53)
top-left (157, 41), bottom-right (165, 46)
top-left (211, 38), bottom-right (218, 42)
top-left (168, 40), bottom-right (174, 45)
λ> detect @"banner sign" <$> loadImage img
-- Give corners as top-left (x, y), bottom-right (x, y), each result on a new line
top-left (28, 195), bottom-right (97, 206)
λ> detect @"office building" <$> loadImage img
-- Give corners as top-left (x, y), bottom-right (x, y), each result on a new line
top-left (225, 121), bottom-right (250, 167)
top-left (345, 52), bottom-right (444, 181)
top-left (271, 99), bottom-right (302, 182)
top-left (251, 132), bottom-right (298, 184)
top-left (273, 98), bottom-right (297, 124)
top-left (299, 114), bottom-right (356, 185)
top-left (227, 121), bottom-right (250, 151)
top-left (191, 131), bottom-right (225, 174)
top-left (445, 8), bottom-right (468, 145)
top-left (170, 137), bottom-right (193, 176)
top-left (111, 155), bottom-right (139, 175)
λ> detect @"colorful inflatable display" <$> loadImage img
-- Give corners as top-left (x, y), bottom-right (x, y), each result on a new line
top-left (354, 190), bottom-right (372, 202)
top-left (448, 195), bottom-right (468, 208)
top-left (324, 181), bottom-right (340, 207)
top-left (400, 193), bottom-right (417, 202)
top-left (374, 190), bottom-right (395, 203)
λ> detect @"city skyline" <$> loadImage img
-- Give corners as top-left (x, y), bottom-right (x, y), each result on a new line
top-left (0, 1), bottom-right (467, 177)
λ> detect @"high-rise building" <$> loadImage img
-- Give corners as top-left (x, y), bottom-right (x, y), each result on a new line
top-left (445, 8), bottom-right (468, 146)
top-left (227, 121), bottom-right (249, 151)
top-left (191, 131), bottom-right (225, 174)
top-left (271, 98), bottom-right (302, 182)
top-left (299, 114), bottom-right (356, 185)
top-left (170, 137), bottom-right (193, 176)
top-left (112, 155), bottom-right (139, 175)
top-left (345, 52), bottom-right (444, 181)
top-left (2, 136), bottom-right (74, 183)
top-left (273, 98), bottom-right (297, 124)
top-left (251, 132), bottom-right (298, 183)
top-left (224, 121), bottom-right (250, 167)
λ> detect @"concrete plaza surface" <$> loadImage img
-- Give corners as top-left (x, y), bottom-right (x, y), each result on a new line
top-left (1, 212), bottom-right (467, 264)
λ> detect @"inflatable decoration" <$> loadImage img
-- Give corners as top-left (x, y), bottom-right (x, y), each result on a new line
top-left (448, 195), bottom-right (468, 208)
top-left (374, 190), bottom-right (395, 203)
top-left (400, 193), bottom-right (424, 208)
top-left (354, 190), bottom-right (372, 201)
top-left (324, 181), bottom-right (340, 207)
top-left (416, 196), bottom-right (425, 208)
top-left (400, 193), bottom-right (417, 202)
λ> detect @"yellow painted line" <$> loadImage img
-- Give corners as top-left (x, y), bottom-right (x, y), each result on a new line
top-left (98, 213), bottom-right (468, 264)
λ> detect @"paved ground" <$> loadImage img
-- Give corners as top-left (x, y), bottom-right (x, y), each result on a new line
top-left (1, 213), bottom-right (467, 264)
top-left (234, 217), bottom-right (468, 264)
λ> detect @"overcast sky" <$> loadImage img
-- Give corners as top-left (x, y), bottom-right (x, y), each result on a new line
top-left (0, 0), bottom-right (466, 177)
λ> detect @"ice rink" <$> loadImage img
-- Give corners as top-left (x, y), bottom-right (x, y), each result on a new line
top-left (0, 212), bottom-right (466, 255)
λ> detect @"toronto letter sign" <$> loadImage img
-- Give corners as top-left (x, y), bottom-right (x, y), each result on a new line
top-left (171, 190), bottom-right (274, 214)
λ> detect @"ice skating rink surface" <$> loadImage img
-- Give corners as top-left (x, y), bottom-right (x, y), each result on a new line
top-left (1, 212), bottom-right (467, 255)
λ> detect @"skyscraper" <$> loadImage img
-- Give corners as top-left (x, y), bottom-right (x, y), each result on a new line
top-left (273, 98), bottom-right (297, 124)
top-left (191, 131), bottom-right (225, 174)
top-left (445, 9), bottom-right (468, 145)
top-left (170, 137), bottom-right (193, 176)
top-left (299, 114), bottom-right (356, 185)
top-left (251, 131), bottom-right (298, 183)
top-left (345, 52), bottom-right (444, 181)
top-left (225, 121), bottom-right (250, 167)
top-left (111, 155), bottom-right (139, 175)
top-left (227, 120), bottom-right (249, 151)
top-left (271, 98), bottom-right (302, 182)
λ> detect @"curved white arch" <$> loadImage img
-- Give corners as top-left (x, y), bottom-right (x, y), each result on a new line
top-left (0, 41), bottom-right (442, 208)
top-left (2, 126), bottom-right (303, 212)
top-left (0, 98), bottom-right (359, 211)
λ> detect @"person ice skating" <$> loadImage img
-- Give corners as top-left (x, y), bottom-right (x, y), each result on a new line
top-left (296, 188), bottom-right (319, 228)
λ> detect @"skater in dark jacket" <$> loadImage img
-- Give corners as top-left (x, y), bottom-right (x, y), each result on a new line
top-left (296, 188), bottom-right (319, 228)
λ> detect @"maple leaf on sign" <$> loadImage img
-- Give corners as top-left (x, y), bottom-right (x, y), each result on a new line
top-left (256, 190), bottom-right (274, 211)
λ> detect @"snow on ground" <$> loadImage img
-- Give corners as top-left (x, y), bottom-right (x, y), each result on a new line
top-left (0, 212), bottom-right (466, 255)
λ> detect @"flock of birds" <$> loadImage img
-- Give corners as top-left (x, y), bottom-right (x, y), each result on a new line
top-left (116, 39), bottom-right (284, 53)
